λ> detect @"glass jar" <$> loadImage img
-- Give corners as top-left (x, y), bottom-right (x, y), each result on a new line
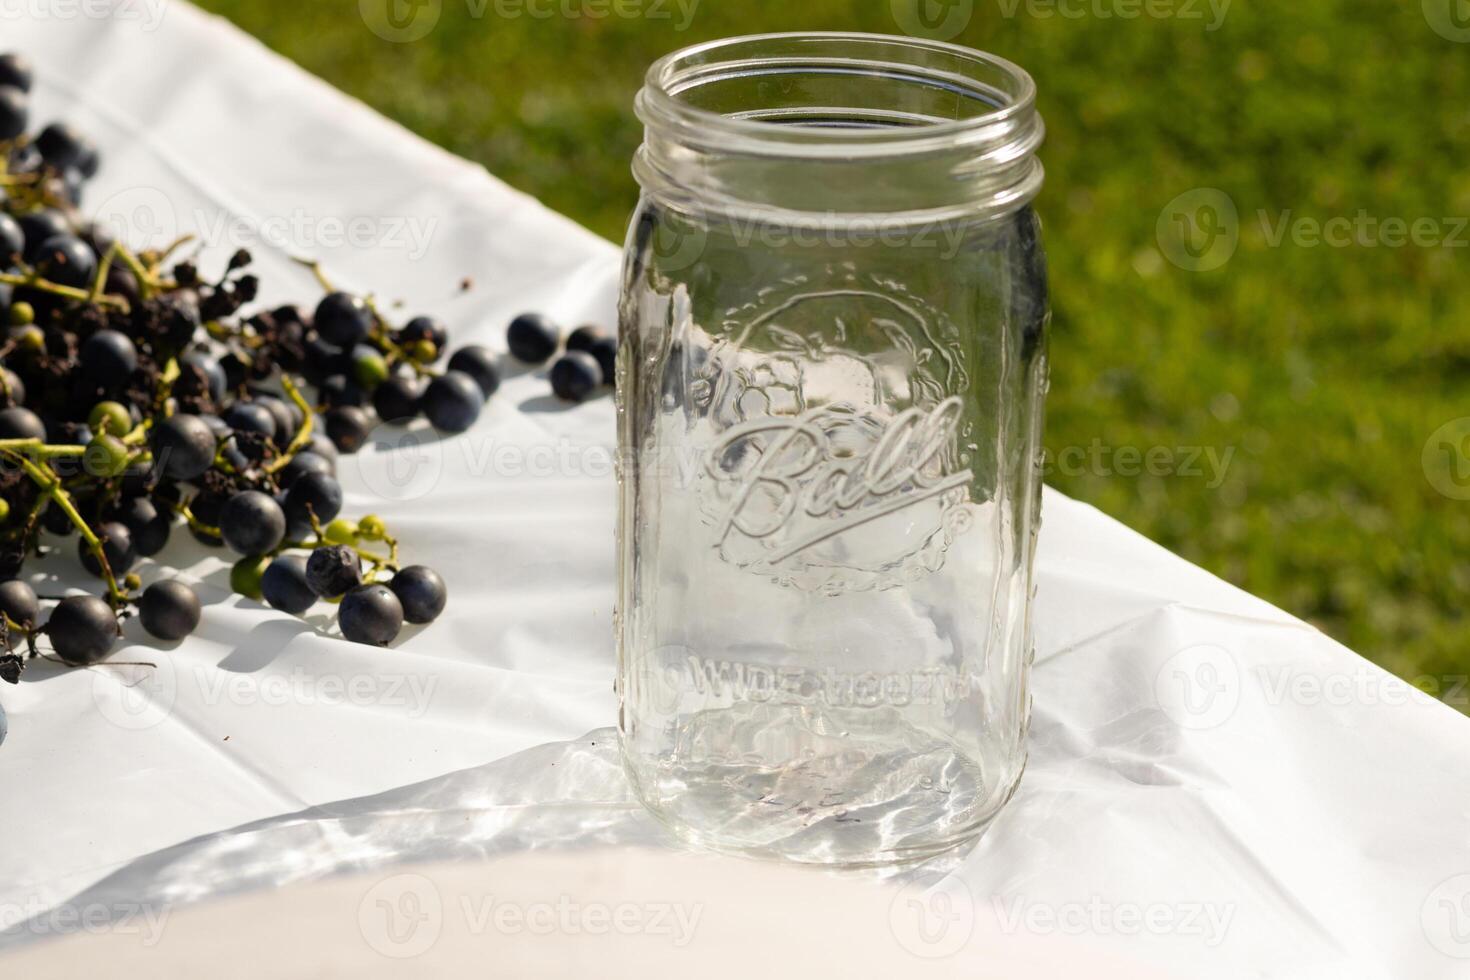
top-left (615, 33), bottom-right (1049, 867)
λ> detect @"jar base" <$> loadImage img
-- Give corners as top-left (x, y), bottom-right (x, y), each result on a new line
top-left (622, 703), bottom-right (1024, 869)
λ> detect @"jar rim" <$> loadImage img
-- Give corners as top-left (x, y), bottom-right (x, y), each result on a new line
top-left (638, 31), bottom-right (1040, 161)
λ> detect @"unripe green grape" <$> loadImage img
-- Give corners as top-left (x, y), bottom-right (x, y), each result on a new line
top-left (85, 433), bottom-right (130, 478)
top-left (230, 556), bottom-right (271, 600)
top-left (324, 518), bottom-right (358, 545)
top-left (88, 400), bottom-right (132, 437)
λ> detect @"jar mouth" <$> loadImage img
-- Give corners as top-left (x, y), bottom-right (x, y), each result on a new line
top-left (638, 32), bottom-right (1042, 163)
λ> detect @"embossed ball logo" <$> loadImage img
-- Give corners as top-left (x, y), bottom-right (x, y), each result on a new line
top-left (696, 276), bottom-right (976, 594)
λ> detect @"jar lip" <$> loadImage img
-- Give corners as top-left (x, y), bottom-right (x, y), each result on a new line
top-left (639, 31), bottom-right (1039, 159)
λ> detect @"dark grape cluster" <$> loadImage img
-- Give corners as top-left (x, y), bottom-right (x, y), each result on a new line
top-left (0, 49), bottom-right (616, 749)
top-left (0, 49), bottom-right (475, 698)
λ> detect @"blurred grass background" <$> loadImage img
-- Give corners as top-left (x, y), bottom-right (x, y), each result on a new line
top-left (195, 0), bottom-right (1469, 700)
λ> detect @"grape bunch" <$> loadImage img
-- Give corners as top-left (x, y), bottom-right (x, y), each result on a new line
top-left (0, 48), bottom-right (547, 692)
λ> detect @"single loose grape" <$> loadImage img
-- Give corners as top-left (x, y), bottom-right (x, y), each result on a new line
top-left (305, 545), bottom-right (361, 599)
top-left (150, 414), bottom-right (217, 482)
top-left (138, 581), bottom-right (201, 641)
top-left (88, 401), bottom-right (132, 438)
top-left (263, 398), bottom-right (302, 446)
top-left (550, 351), bottom-right (602, 403)
top-left (36, 121), bottom-right (87, 171)
top-left (0, 407), bottom-right (46, 441)
top-left (0, 580), bottom-right (39, 628)
top-left (422, 371), bottom-right (482, 434)
top-left (566, 325), bottom-right (607, 353)
top-left (284, 472), bottom-right (344, 539)
top-left (338, 584), bottom-right (404, 646)
top-left (223, 401), bottom-right (277, 442)
top-left (371, 373), bottom-right (424, 423)
top-left (278, 451), bottom-right (334, 489)
top-left (220, 491), bottom-right (287, 557)
top-left (324, 518), bottom-right (357, 545)
top-left (230, 556), bottom-right (271, 601)
top-left (79, 521), bottom-right (137, 578)
top-left (0, 85), bottom-right (27, 143)
top-left (507, 313), bottom-right (560, 365)
top-left (47, 595), bottom-right (120, 666)
top-left (84, 433), bottom-right (130, 479)
top-left (357, 515), bottom-right (386, 540)
top-left (447, 346), bottom-right (500, 398)
top-left (400, 316), bottom-right (448, 352)
top-left (261, 555), bottom-right (316, 615)
top-left (353, 346), bottom-right (390, 390)
top-left (587, 335), bottom-right (617, 388)
top-left (324, 406), bottom-right (372, 454)
top-left (17, 210), bottom-right (68, 261)
top-left (80, 331), bottom-right (138, 384)
top-left (314, 292), bottom-right (374, 347)
top-left (110, 497), bottom-right (172, 557)
top-left (37, 234), bottom-right (99, 291)
top-left (0, 53), bottom-right (33, 92)
top-left (389, 566), bottom-right (447, 625)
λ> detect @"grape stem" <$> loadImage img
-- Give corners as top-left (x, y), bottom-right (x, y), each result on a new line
top-left (88, 241), bottom-right (121, 305)
top-left (173, 500), bottom-right (221, 541)
top-left (0, 447), bottom-right (125, 606)
top-left (115, 244), bottom-right (162, 301)
top-left (291, 256), bottom-right (336, 294)
top-left (0, 439), bottom-right (85, 460)
top-left (0, 269), bottom-right (130, 313)
top-left (151, 235), bottom-right (197, 271)
top-left (262, 376), bottom-right (315, 475)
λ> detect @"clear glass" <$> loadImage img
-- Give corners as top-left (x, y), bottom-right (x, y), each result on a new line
top-left (615, 33), bottom-right (1049, 867)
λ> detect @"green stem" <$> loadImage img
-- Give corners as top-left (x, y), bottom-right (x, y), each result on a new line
top-left (88, 242), bottom-right (121, 305)
top-left (113, 245), bottom-right (160, 301)
top-left (0, 439), bottom-right (87, 459)
top-left (121, 421), bottom-right (152, 447)
top-left (291, 256), bottom-right (336, 294)
top-left (173, 500), bottom-right (221, 540)
top-left (263, 377), bottom-right (316, 475)
top-left (151, 235), bottom-right (197, 271)
top-left (0, 270), bottom-right (130, 312)
top-left (151, 356), bottom-right (182, 416)
top-left (0, 448), bottom-right (124, 605)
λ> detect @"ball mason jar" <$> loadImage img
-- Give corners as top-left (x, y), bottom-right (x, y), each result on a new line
top-left (615, 33), bottom-right (1049, 866)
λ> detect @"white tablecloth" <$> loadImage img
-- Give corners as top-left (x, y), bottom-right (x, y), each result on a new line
top-left (0, 7), bottom-right (1467, 978)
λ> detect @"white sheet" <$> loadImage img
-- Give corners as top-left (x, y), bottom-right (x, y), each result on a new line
top-left (0, 7), bottom-right (1466, 978)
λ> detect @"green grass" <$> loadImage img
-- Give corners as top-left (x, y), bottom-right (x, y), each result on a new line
top-left (195, 0), bottom-right (1470, 699)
